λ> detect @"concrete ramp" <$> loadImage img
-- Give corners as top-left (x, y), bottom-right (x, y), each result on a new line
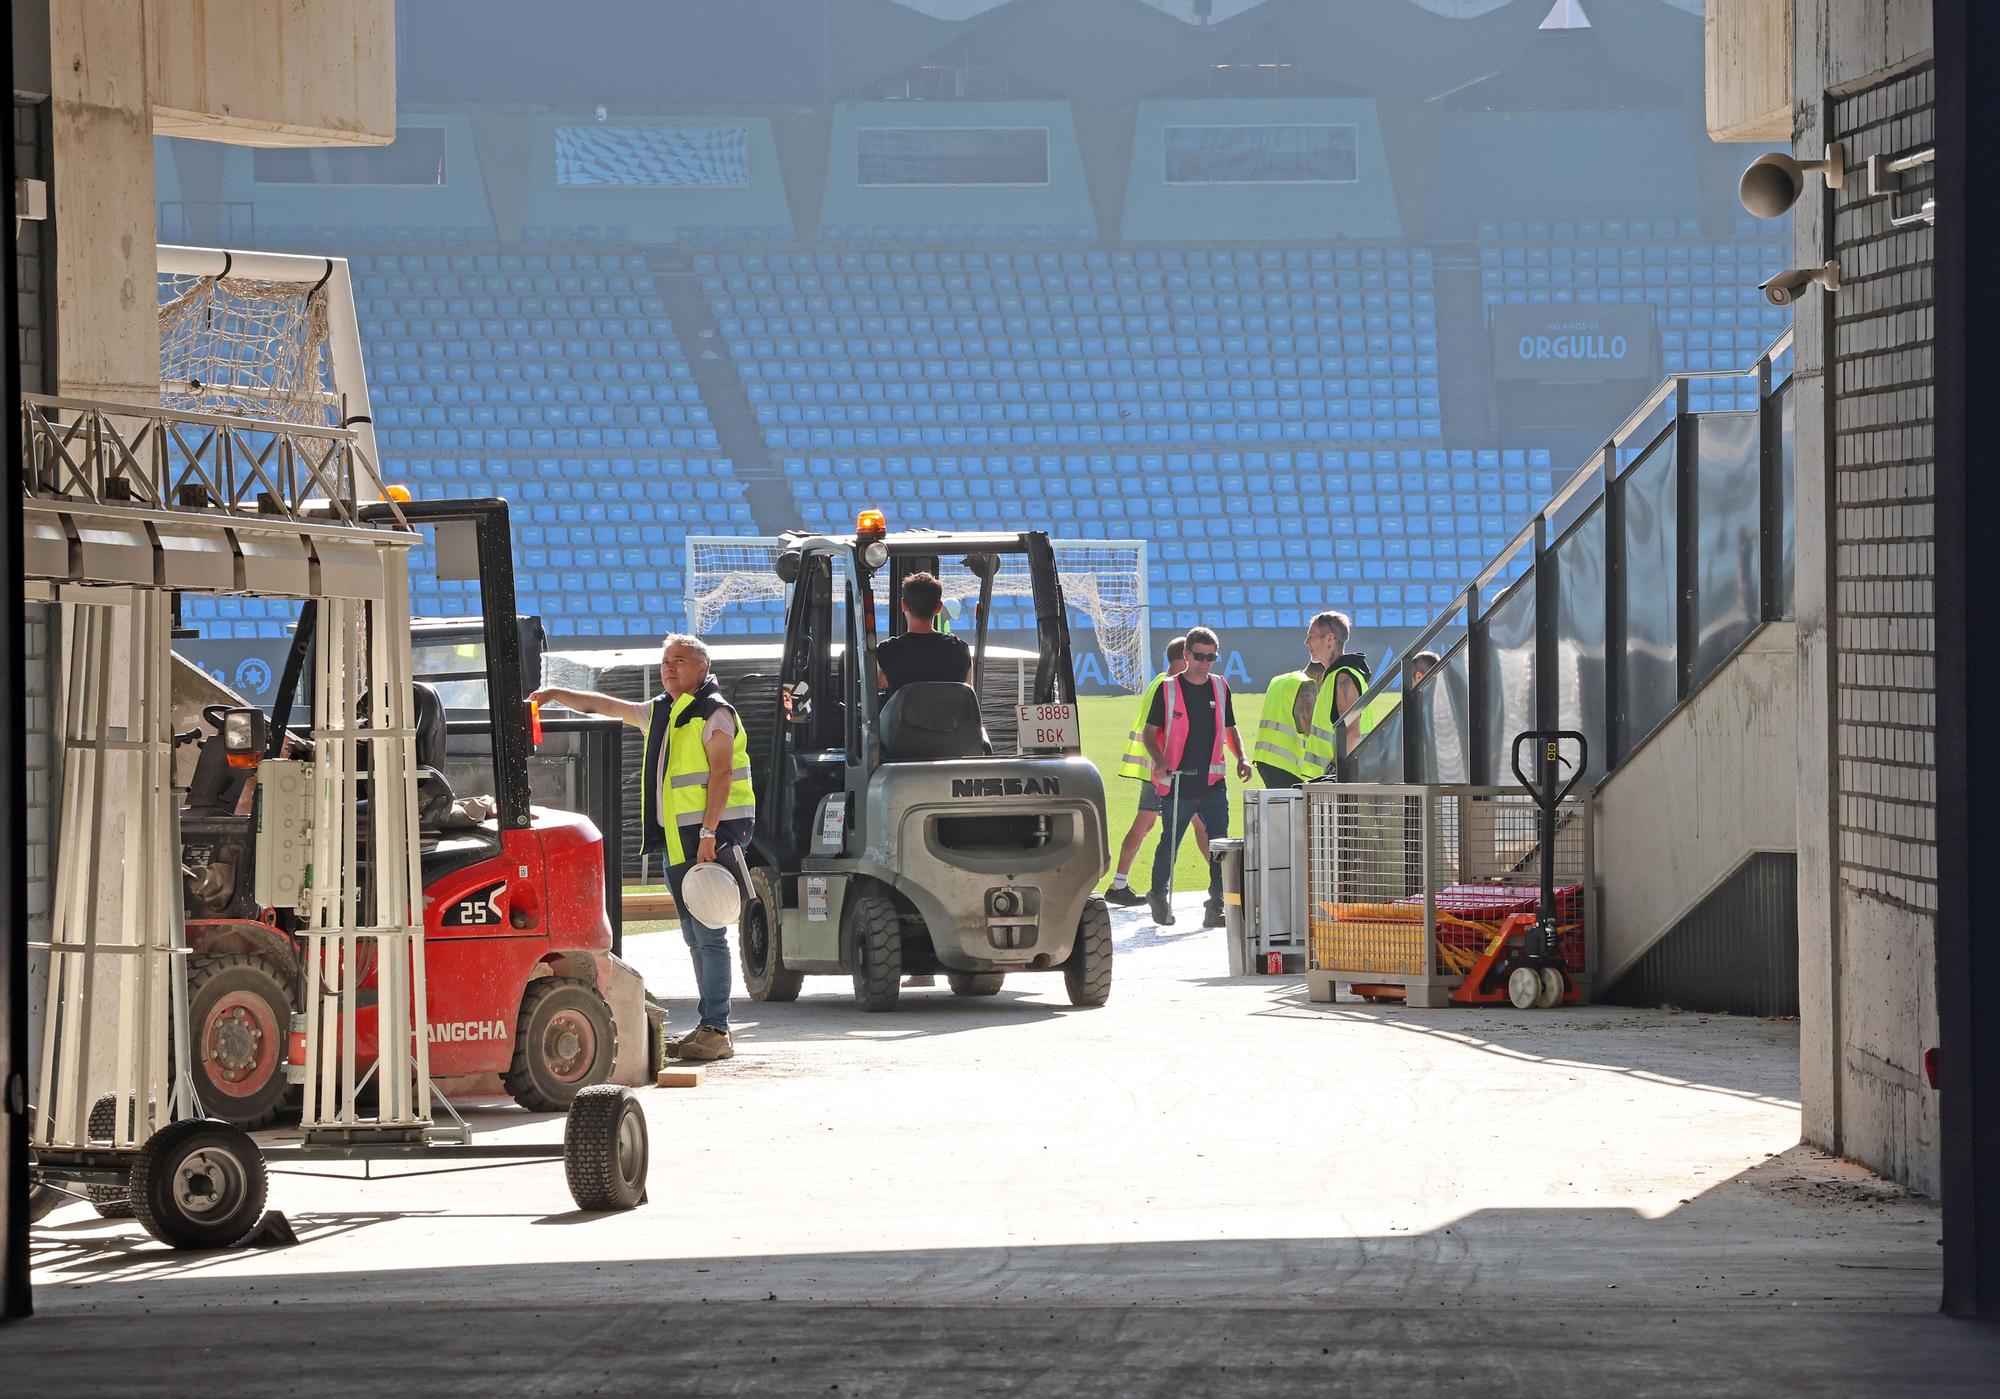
top-left (1594, 623), bottom-right (1798, 1014)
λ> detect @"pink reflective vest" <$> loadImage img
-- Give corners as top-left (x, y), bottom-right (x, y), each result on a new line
top-left (1152, 673), bottom-right (1231, 796)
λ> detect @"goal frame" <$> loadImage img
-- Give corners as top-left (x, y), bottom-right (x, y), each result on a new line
top-left (682, 533), bottom-right (1153, 690)
top-left (158, 243), bottom-right (386, 496)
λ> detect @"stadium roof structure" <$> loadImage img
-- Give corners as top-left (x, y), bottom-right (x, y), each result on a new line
top-left (402, 0), bottom-right (1706, 110)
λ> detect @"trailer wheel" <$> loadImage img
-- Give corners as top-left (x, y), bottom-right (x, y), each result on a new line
top-left (947, 972), bottom-right (1004, 997)
top-left (189, 954), bottom-right (295, 1129)
top-left (564, 1084), bottom-right (648, 1211)
top-left (848, 890), bottom-right (903, 1012)
top-left (128, 1119), bottom-right (267, 1251)
top-left (84, 1093), bottom-right (136, 1216)
top-left (739, 895), bottom-right (804, 1003)
top-left (505, 976), bottom-right (619, 1114)
top-left (29, 1182), bottom-right (65, 1224)
top-left (1062, 896), bottom-right (1114, 1008)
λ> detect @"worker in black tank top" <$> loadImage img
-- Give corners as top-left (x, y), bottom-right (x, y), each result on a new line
top-left (875, 570), bottom-right (972, 698)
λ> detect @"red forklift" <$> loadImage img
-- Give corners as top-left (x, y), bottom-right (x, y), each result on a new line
top-left (175, 497), bottom-right (655, 1128)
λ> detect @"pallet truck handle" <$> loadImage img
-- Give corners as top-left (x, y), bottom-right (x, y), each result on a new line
top-left (1510, 730), bottom-right (1588, 810)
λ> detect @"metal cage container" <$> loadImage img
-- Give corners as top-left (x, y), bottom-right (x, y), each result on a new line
top-left (1303, 783), bottom-right (1596, 1008)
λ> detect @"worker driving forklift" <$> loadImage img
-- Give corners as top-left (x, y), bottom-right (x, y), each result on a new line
top-left (735, 511), bottom-right (1114, 1011)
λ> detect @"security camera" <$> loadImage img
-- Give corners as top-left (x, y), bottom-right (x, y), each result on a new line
top-left (1739, 143), bottom-right (1845, 219)
top-left (594, 105), bottom-right (609, 123)
top-left (1758, 260), bottom-right (1843, 307)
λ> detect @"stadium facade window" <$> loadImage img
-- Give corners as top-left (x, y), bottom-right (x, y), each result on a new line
top-left (856, 127), bottom-right (1049, 187)
top-left (1162, 124), bottom-right (1359, 185)
top-left (252, 126), bottom-right (448, 186)
top-left (553, 126), bottom-right (750, 188)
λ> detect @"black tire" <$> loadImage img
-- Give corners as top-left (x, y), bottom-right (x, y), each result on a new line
top-left (29, 1182), bottom-right (66, 1224)
top-left (1063, 896), bottom-right (1114, 1008)
top-left (947, 972), bottom-right (1004, 997)
top-left (85, 1093), bottom-right (136, 1216)
top-left (189, 953), bottom-right (295, 1129)
top-left (504, 976), bottom-right (619, 1113)
top-left (739, 894), bottom-right (804, 1003)
top-left (128, 1118), bottom-right (267, 1250)
top-left (564, 1084), bottom-right (648, 1212)
top-left (848, 889), bottom-right (904, 1012)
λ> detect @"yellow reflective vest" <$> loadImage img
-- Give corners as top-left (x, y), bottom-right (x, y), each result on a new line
top-left (1253, 670), bottom-right (1316, 779)
top-left (642, 682), bottom-right (756, 866)
top-left (1303, 663), bottom-right (1395, 772)
top-left (1117, 673), bottom-right (1168, 781)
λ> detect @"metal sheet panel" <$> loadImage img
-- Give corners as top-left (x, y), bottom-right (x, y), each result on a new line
top-left (1693, 411), bottom-right (1761, 684)
top-left (1597, 851), bottom-right (1798, 1017)
top-left (152, 522), bottom-right (239, 593)
top-left (232, 529), bottom-right (314, 596)
top-left (1618, 428), bottom-right (1678, 752)
top-left (70, 518), bottom-right (154, 585)
top-left (1413, 643), bottom-right (1471, 784)
top-left (1475, 572), bottom-right (1536, 786)
top-left (1349, 703), bottom-right (1402, 784)
top-left (1554, 505), bottom-right (1608, 783)
top-left (23, 513), bottom-right (70, 581)
top-left (311, 535), bottom-right (389, 600)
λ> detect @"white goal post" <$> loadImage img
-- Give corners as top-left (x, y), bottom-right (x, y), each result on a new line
top-left (684, 534), bottom-right (1152, 692)
top-left (157, 244), bottom-right (387, 498)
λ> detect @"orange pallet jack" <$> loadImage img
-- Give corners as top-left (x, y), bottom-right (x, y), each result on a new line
top-left (1449, 730), bottom-right (1588, 1010)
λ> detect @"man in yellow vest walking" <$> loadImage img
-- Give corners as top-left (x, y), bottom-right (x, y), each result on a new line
top-left (1104, 636), bottom-right (1210, 906)
top-left (533, 632), bottom-right (756, 1063)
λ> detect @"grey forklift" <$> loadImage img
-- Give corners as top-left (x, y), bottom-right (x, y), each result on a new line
top-left (735, 515), bottom-right (1112, 1010)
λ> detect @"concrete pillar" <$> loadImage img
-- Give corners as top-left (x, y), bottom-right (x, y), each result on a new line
top-left (49, 0), bottom-right (158, 402)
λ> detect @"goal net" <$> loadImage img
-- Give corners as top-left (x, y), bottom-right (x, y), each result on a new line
top-left (685, 534), bottom-right (1152, 692)
top-left (159, 267), bottom-right (340, 427)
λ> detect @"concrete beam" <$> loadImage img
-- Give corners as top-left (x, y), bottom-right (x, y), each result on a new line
top-left (1706, 0), bottom-right (1794, 142)
top-left (149, 0), bottom-right (395, 147)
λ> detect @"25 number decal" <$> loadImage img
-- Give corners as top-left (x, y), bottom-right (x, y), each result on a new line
top-left (440, 880), bottom-right (507, 928)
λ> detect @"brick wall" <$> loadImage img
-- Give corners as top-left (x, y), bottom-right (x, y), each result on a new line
top-left (1830, 65), bottom-right (1936, 912)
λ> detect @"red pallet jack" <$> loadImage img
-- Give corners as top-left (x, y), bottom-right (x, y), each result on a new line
top-left (1449, 730), bottom-right (1588, 1010)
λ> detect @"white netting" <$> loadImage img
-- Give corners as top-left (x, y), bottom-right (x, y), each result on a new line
top-left (158, 270), bottom-right (338, 426)
top-left (685, 534), bottom-right (1150, 692)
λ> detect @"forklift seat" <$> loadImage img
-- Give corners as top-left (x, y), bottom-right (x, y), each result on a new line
top-left (878, 681), bottom-right (987, 762)
top-left (413, 681), bottom-right (449, 771)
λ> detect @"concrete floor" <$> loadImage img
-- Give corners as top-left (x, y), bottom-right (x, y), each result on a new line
top-left (11, 897), bottom-right (1997, 1394)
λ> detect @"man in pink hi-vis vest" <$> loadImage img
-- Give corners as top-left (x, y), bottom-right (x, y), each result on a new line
top-left (1140, 625), bottom-right (1251, 929)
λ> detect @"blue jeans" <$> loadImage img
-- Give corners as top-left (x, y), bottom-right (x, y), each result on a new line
top-left (666, 851), bottom-right (742, 1031)
top-left (1150, 775), bottom-right (1230, 903)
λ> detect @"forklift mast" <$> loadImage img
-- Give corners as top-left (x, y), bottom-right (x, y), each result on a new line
top-left (267, 498), bottom-right (537, 832)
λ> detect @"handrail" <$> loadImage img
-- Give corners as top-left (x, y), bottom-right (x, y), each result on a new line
top-left (1338, 325), bottom-right (1796, 749)
top-left (20, 393), bottom-right (405, 532)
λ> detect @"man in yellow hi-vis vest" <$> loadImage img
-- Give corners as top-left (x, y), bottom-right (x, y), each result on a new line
top-left (534, 632), bottom-right (755, 1063)
top-left (1252, 611), bottom-right (1349, 786)
top-left (1103, 636), bottom-right (1210, 907)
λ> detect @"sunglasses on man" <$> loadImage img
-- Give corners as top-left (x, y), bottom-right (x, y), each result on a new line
top-left (1187, 649), bottom-right (1217, 662)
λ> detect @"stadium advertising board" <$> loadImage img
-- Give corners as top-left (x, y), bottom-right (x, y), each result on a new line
top-left (1036, 626), bottom-right (1423, 696)
top-left (1490, 304), bottom-right (1657, 383)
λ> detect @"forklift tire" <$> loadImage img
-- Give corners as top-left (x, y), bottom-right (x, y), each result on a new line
top-left (947, 972), bottom-right (1004, 997)
top-left (504, 976), bottom-right (619, 1114)
top-left (848, 890), bottom-right (904, 1012)
top-left (128, 1118), bottom-right (268, 1251)
top-left (564, 1084), bottom-right (648, 1212)
top-left (189, 954), bottom-right (296, 1130)
top-left (1063, 896), bottom-right (1114, 1009)
top-left (739, 895), bottom-right (804, 1003)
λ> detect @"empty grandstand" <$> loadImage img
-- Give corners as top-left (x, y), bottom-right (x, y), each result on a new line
top-left (162, 0), bottom-right (1791, 683)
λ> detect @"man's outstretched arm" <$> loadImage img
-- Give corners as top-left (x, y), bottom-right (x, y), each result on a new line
top-left (529, 685), bottom-right (650, 730)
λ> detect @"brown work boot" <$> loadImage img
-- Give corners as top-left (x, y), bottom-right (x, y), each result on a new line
top-left (671, 1024), bottom-right (735, 1062)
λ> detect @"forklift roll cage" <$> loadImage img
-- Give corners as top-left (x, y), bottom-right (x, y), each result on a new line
top-left (759, 527), bottom-right (1080, 869)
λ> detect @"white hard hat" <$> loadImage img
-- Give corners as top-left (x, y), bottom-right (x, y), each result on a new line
top-left (679, 860), bottom-right (744, 928)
